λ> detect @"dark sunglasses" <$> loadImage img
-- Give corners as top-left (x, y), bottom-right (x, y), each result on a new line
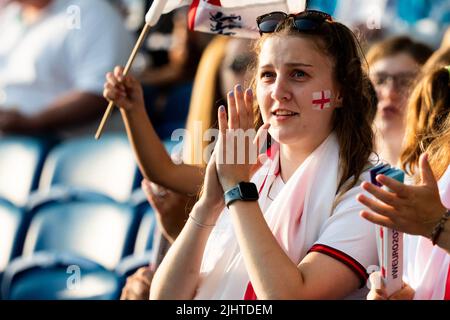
top-left (256, 10), bottom-right (333, 35)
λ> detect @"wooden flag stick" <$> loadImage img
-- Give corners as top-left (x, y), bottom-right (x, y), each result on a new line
top-left (95, 23), bottom-right (152, 140)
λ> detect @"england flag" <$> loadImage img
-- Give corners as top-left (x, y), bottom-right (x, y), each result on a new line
top-left (146, 0), bottom-right (307, 38)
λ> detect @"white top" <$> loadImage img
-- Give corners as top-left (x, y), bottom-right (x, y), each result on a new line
top-left (195, 134), bottom-right (377, 300)
top-left (403, 165), bottom-right (450, 300)
top-left (0, 0), bottom-right (134, 115)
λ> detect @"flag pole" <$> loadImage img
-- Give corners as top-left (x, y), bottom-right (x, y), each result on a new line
top-left (95, 0), bottom-right (169, 140)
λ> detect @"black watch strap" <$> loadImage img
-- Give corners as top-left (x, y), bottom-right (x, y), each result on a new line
top-left (224, 182), bottom-right (259, 208)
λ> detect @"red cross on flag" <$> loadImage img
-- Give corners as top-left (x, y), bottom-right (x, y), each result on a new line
top-left (312, 90), bottom-right (331, 110)
top-left (146, 0), bottom-right (307, 38)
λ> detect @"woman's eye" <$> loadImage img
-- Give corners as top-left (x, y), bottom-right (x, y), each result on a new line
top-left (292, 70), bottom-right (306, 78)
top-left (260, 71), bottom-right (275, 79)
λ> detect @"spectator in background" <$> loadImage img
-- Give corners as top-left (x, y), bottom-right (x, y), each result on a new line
top-left (0, 0), bottom-right (134, 137)
top-left (359, 64), bottom-right (450, 300)
top-left (134, 7), bottom-right (212, 139)
top-left (366, 36), bottom-right (432, 165)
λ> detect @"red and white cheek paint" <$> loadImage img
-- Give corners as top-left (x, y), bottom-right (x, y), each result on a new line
top-left (312, 90), bottom-right (332, 111)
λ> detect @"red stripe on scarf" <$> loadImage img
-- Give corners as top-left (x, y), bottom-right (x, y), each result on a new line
top-left (244, 282), bottom-right (257, 300)
top-left (445, 265), bottom-right (450, 300)
top-left (188, 0), bottom-right (201, 30)
top-left (207, 0), bottom-right (222, 6)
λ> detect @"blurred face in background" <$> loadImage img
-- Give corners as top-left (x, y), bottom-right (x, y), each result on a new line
top-left (219, 38), bottom-right (255, 99)
top-left (370, 53), bottom-right (420, 133)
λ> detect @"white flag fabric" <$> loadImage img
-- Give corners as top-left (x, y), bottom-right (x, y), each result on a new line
top-left (146, 0), bottom-right (307, 38)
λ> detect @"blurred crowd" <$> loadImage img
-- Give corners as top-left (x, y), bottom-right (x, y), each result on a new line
top-left (0, 0), bottom-right (449, 301)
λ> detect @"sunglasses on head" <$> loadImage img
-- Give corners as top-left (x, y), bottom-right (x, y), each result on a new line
top-left (256, 10), bottom-right (333, 35)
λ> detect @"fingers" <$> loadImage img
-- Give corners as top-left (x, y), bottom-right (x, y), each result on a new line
top-left (114, 65), bottom-right (124, 82)
top-left (217, 105), bottom-right (228, 136)
top-left (360, 210), bottom-right (395, 229)
top-left (103, 81), bottom-right (125, 102)
top-left (104, 66), bottom-right (127, 102)
top-left (121, 267), bottom-right (153, 300)
top-left (253, 122), bottom-right (271, 150)
top-left (227, 90), bottom-right (238, 130)
top-left (361, 181), bottom-right (398, 207)
top-left (227, 85), bottom-right (254, 130)
top-left (376, 175), bottom-right (408, 198)
top-left (103, 65), bottom-right (134, 96)
top-left (419, 153), bottom-right (438, 188)
top-left (244, 89), bottom-right (254, 129)
top-left (389, 282), bottom-right (415, 300)
top-left (135, 266), bottom-right (154, 287)
top-left (234, 85), bottom-right (247, 129)
top-left (367, 272), bottom-right (387, 300)
top-left (357, 193), bottom-right (397, 220)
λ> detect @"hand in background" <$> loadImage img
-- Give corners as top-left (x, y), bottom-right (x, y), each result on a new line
top-left (120, 266), bottom-right (154, 300)
top-left (357, 154), bottom-right (447, 238)
top-left (142, 179), bottom-right (194, 243)
top-left (103, 66), bottom-right (145, 112)
top-left (367, 271), bottom-right (415, 300)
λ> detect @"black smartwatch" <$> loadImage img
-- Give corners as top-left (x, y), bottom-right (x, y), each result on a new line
top-left (224, 182), bottom-right (259, 208)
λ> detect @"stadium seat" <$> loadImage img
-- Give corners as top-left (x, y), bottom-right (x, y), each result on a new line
top-left (22, 199), bottom-right (141, 270)
top-left (0, 199), bottom-right (29, 272)
top-left (2, 252), bottom-right (122, 300)
top-left (157, 83), bottom-right (193, 139)
top-left (0, 136), bottom-right (53, 207)
top-left (38, 134), bottom-right (139, 202)
top-left (115, 201), bottom-right (157, 278)
top-left (133, 205), bottom-right (157, 255)
top-left (143, 82), bottom-right (193, 140)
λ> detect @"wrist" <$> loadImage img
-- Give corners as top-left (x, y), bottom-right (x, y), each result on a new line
top-left (421, 203), bottom-right (447, 237)
top-left (120, 102), bottom-right (146, 117)
top-left (430, 208), bottom-right (450, 245)
top-left (192, 198), bottom-right (222, 225)
top-left (221, 177), bottom-right (250, 192)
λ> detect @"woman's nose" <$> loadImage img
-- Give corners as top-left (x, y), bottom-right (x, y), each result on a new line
top-left (270, 78), bottom-right (292, 102)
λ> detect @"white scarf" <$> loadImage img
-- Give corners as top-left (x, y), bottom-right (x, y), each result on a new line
top-left (195, 133), bottom-right (345, 299)
top-left (404, 165), bottom-right (450, 300)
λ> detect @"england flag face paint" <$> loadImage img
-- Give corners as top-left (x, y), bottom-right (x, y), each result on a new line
top-left (312, 90), bottom-right (331, 111)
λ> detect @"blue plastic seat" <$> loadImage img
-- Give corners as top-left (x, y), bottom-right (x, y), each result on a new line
top-left (0, 136), bottom-right (52, 206)
top-left (2, 252), bottom-right (122, 300)
top-left (143, 82), bottom-right (193, 140)
top-left (133, 206), bottom-right (156, 255)
top-left (115, 203), bottom-right (157, 278)
top-left (22, 199), bottom-right (141, 270)
top-left (0, 199), bottom-right (28, 272)
top-left (38, 134), bottom-right (138, 202)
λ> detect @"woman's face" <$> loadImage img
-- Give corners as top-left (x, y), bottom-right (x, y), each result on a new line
top-left (219, 38), bottom-right (255, 99)
top-left (370, 53), bottom-right (420, 132)
top-left (256, 35), bottom-right (341, 146)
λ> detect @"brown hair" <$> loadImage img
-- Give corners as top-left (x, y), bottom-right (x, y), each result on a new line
top-left (251, 19), bottom-right (376, 191)
top-left (366, 36), bottom-right (433, 67)
top-left (422, 47), bottom-right (450, 75)
top-left (427, 115), bottom-right (450, 180)
top-left (400, 66), bottom-right (450, 179)
top-left (183, 36), bottom-right (228, 166)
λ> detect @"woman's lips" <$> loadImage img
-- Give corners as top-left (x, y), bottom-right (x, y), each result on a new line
top-left (380, 106), bottom-right (398, 117)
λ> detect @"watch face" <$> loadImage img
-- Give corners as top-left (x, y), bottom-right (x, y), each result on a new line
top-left (238, 182), bottom-right (259, 200)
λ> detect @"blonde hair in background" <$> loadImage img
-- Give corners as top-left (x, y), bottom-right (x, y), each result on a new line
top-left (401, 65), bottom-right (450, 180)
top-left (183, 36), bottom-right (229, 166)
top-left (427, 115), bottom-right (450, 180)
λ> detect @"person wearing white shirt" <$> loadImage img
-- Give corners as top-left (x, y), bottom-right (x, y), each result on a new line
top-left (0, 0), bottom-right (134, 136)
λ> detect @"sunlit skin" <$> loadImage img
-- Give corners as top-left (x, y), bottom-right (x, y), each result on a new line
top-left (256, 36), bottom-right (342, 181)
top-left (370, 53), bottom-right (420, 165)
top-left (371, 53), bottom-right (419, 129)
